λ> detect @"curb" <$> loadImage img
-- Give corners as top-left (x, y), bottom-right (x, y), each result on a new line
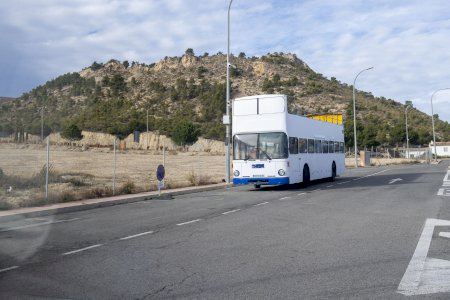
top-left (0, 183), bottom-right (231, 222)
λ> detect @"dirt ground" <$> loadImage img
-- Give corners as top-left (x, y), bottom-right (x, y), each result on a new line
top-left (0, 143), bottom-right (225, 208)
top-left (0, 143), bottom-right (424, 209)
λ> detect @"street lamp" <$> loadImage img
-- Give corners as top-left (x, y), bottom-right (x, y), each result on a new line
top-left (224, 0), bottom-right (233, 184)
top-left (352, 67), bottom-right (373, 168)
top-left (404, 103), bottom-right (411, 159)
top-left (430, 88), bottom-right (450, 162)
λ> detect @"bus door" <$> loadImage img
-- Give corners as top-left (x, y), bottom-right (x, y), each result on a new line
top-left (289, 137), bottom-right (301, 182)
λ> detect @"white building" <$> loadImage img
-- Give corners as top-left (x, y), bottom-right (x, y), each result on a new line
top-left (429, 141), bottom-right (450, 157)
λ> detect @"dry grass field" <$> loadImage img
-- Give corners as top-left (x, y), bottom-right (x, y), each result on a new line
top-left (0, 143), bottom-right (225, 209)
top-left (0, 143), bottom-right (424, 210)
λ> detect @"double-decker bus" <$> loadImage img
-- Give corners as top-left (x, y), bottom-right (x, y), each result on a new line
top-left (232, 94), bottom-right (345, 188)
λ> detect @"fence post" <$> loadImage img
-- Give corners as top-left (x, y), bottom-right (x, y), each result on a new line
top-left (113, 137), bottom-right (116, 195)
top-left (45, 136), bottom-right (49, 199)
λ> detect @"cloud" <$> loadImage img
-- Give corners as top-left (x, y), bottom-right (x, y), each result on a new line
top-left (0, 0), bottom-right (449, 122)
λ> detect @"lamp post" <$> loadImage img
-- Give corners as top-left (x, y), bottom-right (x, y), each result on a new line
top-left (352, 67), bottom-right (373, 168)
top-left (225, 0), bottom-right (233, 184)
top-left (430, 88), bottom-right (450, 162)
top-left (404, 104), bottom-right (411, 159)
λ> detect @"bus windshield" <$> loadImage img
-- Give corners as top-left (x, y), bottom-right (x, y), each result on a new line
top-left (233, 132), bottom-right (288, 160)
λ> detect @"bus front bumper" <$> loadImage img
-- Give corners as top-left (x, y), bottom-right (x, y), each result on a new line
top-left (233, 177), bottom-right (289, 186)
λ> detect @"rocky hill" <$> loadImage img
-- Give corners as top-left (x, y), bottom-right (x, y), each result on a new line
top-left (1, 50), bottom-right (449, 147)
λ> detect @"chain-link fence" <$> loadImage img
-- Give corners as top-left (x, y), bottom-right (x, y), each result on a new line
top-left (0, 137), bottom-right (226, 210)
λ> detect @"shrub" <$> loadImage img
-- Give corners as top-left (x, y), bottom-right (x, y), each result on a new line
top-left (171, 120), bottom-right (200, 146)
top-left (120, 181), bottom-right (135, 194)
top-left (61, 123), bottom-right (83, 141)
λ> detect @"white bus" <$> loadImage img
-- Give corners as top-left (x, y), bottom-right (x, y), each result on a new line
top-left (232, 94), bottom-right (345, 188)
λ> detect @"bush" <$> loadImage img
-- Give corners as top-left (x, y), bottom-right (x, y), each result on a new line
top-left (171, 120), bottom-right (200, 146)
top-left (61, 123), bottom-right (83, 141)
top-left (120, 181), bottom-right (135, 194)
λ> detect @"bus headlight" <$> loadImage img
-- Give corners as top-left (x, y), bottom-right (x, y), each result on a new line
top-left (278, 169), bottom-right (285, 176)
top-left (233, 170), bottom-right (240, 177)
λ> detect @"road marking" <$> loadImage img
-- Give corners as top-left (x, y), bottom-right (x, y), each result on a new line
top-left (176, 219), bottom-right (201, 226)
top-left (222, 209), bottom-right (241, 215)
top-left (389, 178), bottom-right (403, 184)
top-left (62, 244), bottom-right (103, 256)
top-left (297, 192), bottom-right (306, 196)
top-left (0, 218), bottom-right (80, 232)
top-left (119, 231), bottom-right (154, 240)
top-left (326, 185), bottom-right (334, 188)
top-left (254, 202), bottom-right (269, 206)
top-left (439, 232), bottom-right (450, 239)
top-left (444, 170), bottom-right (450, 182)
top-left (398, 218), bottom-right (450, 296)
top-left (437, 188), bottom-right (450, 196)
top-left (279, 196), bottom-right (291, 200)
top-left (0, 266), bottom-right (19, 273)
top-left (362, 169), bottom-right (390, 178)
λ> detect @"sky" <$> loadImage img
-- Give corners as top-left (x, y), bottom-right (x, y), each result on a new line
top-left (1, 0), bottom-right (449, 122)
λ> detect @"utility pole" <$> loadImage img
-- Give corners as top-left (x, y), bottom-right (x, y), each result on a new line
top-left (352, 67), bottom-right (373, 168)
top-left (38, 107), bottom-right (45, 142)
top-left (224, 0), bottom-right (233, 184)
top-left (430, 88), bottom-right (449, 162)
top-left (405, 104), bottom-right (411, 159)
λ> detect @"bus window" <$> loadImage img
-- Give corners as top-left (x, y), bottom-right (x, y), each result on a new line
top-left (299, 138), bottom-right (307, 153)
top-left (322, 140), bottom-right (329, 153)
top-left (315, 140), bottom-right (322, 153)
top-left (233, 133), bottom-right (288, 160)
top-left (289, 137), bottom-right (298, 154)
top-left (334, 141), bottom-right (339, 153)
top-left (329, 141), bottom-right (334, 153)
top-left (307, 139), bottom-right (315, 153)
top-left (340, 142), bottom-right (344, 153)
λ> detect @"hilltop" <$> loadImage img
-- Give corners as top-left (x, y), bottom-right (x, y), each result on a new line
top-left (0, 50), bottom-right (449, 147)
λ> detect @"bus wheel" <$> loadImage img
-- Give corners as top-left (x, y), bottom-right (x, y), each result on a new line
top-left (303, 165), bottom-right (310, 186)
top-left (330, 162), bottom-right (336, 182)
top-left (254, 184), bottom-right (261, 189)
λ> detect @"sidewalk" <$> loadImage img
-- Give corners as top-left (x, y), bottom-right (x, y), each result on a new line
top-left (0, 183), bottom-right (230, 222)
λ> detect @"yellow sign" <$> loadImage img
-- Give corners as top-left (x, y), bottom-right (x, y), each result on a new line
top-left (307, 114), bottom-right (343, 125)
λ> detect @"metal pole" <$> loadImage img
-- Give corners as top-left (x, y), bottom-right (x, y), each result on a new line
top-left (40, 107), bottom-right (44, 142)
top-left (352, 67), bottom-right (373, 168)
top-left (405, 105), bottom-right (410, 159)
top-left (113, 137), bottom-right (116, 195)
top-left (146, 109), bottom-right (149, 150)
top-left (45, 136), bottom-right (49, 199)
top-left (225, 0), bottom-right (233, 184)
top-left (430, 88), bottom-right (450, 162)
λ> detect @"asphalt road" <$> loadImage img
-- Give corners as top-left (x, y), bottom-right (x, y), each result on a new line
top-left (1, 161), bottom-right (450, 299)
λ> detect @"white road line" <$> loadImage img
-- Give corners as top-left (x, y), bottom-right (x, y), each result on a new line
top-left (362, 169), bottom-right (390, 178)
top-left (0, 218), bottom-right (80, 232)
top-left (398, 218), bottom-right (450, 295)
top-left (326, 185), bottom-right (334, 188)
top-left (437, 188), bottom-right (444, 196)
top-left (254, 202), bottom-right (269, 206)
top-left (444, 170), bottom-right (450, 182)
top-left (222, 209), bottom-right (241, 215)
top-left (389, 178), bottom-right (403, 184)
top-left (439, 232), bottom-right (450, 239)
top-left (62, 244), bottom-right (103, 256)
top-left (0, 266), bottom-right (19, 273)
top-left (312, 189), bottom-right (322, 192)
top-left (176, 219), bottom-right (201, 226)
top-left (119, 231), bottom-right (154, 240)
top-left (279, 196), bottom-right (292, 200)
top-left (297, 192), bottom-right (306, 196)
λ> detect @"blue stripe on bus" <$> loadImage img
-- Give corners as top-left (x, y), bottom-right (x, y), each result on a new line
top-left (233, 177), bottom-right (289, 185)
